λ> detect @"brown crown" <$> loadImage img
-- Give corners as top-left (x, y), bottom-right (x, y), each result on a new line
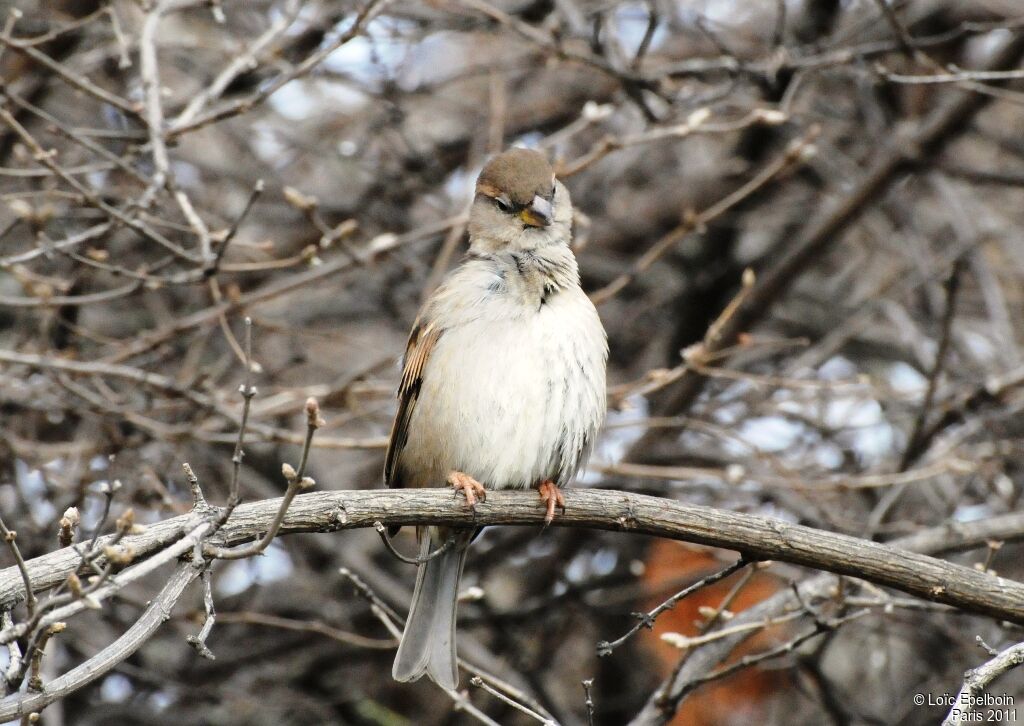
top-left (476, 148), bottom-right (554, 206)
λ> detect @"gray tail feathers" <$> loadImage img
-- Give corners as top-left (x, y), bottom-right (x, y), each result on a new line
top-left (392, 531), bottom-right (469, 689)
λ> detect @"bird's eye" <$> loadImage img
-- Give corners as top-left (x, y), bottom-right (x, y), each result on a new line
top-left (494, 196), bottom-right (513, 213)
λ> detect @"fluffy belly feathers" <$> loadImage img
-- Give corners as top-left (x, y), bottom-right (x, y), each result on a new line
top-left (398, 290), bottom-right (606, 490)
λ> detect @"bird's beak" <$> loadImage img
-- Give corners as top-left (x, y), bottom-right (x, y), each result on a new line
top-left (519, 195), bottom-right (553, 227)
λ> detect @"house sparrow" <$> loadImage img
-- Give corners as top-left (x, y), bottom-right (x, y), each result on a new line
top-left (386, 147), bottom-right (608, 689)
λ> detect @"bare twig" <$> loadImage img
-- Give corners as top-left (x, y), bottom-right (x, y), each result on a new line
top-left (171, 0), bottom-right (302, 128)
top-left (589, 130), bottom-right (816, 304)
top-left (373, 522), bottom-right (457, 565)
top-left (900, 259), bottom-right (966, 469)
top-left (866, 258), bottom-right (967, 536)
top-left (227, 316), bottom-right (257, 513)
top-left (597, 557), bottom-right (750, 656)
top-left (205, 179), bottom-right (264, 277)
top-left (629, 507), bottom-right (1024, 724)
top-left (0, 105), bottom-right (199, 262)
top-left (676, 609), bottom-right (870, 693)
top-left (185, 566), bottom-right (216, 660)
top-left (204, 397), bottom-right (321, 560)
top-left (103, 214), bottom-right (464, 364)
top-left (582, 678), bottom-right (596, 726)
top-left (167, 0), bottom-right (390, 138)
top-left (1, 612), bottom-right (21, 695)
top-left (0, 34), bottom-right (139, 115)
top-left (0, 517), bottom-right (36, 619)
top-left (0, 518), bottom-right (213, 645)
top-left (559, 107), bottom-right (790, 178)
top-left (337, 566), bottom-right (402, 625)
top-left (660, 610), bottom-right (805, 651)
top-left (471, 676), bottom-right (555, 725)
top-left (880, 67), bottom-right (1024, 84)
top-left (871, 0), bottom-right (918, 57)
top-left (26, 622), bottom-right (65, 693)
top-left (213, 611), bottom-right (395, 649)
top-left (344, 567), bottom-right (532, 725)
top-left (654, 561), bottom-right (762, 708)
top-left (0, 564), bottom-right (198, 721)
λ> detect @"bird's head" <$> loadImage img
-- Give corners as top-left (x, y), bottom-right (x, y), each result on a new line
top-left (468, 148), bottom-right (572, 253)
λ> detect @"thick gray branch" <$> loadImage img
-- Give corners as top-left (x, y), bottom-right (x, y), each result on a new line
top-left (1, 489), bottom-right (1023, 625)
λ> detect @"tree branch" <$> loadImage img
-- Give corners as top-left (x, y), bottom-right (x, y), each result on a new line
top-left (1, 490), bottom-right (1023, 625)
top-left (0, 563), bottom-right (197, 721)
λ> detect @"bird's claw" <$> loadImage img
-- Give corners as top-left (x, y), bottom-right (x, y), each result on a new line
top-left (447, 471), bottom-right (486, 509)
top-left (537, 480), bottom-right (565, 526)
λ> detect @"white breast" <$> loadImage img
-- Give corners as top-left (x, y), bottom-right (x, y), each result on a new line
top-left (399, 285), bottom-right (607, 491)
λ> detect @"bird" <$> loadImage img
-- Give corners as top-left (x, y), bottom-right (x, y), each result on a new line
top-left (385, 147), bottom-right (608, 689)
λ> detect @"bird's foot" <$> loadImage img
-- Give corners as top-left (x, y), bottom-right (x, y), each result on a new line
top-left (536, 479), bottom-right (565, 526)
top-left (447, 471), bottom-right (487, 509)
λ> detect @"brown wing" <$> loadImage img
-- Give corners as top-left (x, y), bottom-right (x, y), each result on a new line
top-left (384, 319), bottom-right (442, 489)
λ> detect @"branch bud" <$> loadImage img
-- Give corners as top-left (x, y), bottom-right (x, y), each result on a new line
top-left (283, 186), bottom-right (318, 212)
top-left (103, 545), bottom-right (136, 566)
top-left (115, 508), bottom-right (135, 533)
top-left (305, 397), bottom-right (325, 429)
